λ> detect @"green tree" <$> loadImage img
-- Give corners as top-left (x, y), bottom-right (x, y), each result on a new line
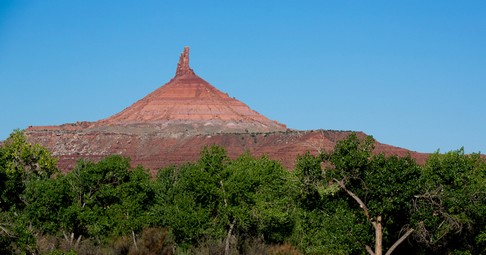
top-left (0, 130), bottom-right (58, 253)
top-left (63, 155), bottom-right (155, 243)
top-left (324, 134), bottom-right (422, 255)
top-left (412, 149), bottom-right (486, 254)
top-left (22, 154), bottom-right (156, 249)
top-left (0, 130), bottom-right (58, 211)
top-left (292, 152), bottom-right (369, 254)
top-left (153, 146), bottom-right (229, 247)
top-left (153, 146), bottom-right (296, 254)
top-left (23, 176), bottom-right (73, 235)
top-left (222, 152), bottom-right (296, 249)
top-left (296, 133), bottom-right (422, 255)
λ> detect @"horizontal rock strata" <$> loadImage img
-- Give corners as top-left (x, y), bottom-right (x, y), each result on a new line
top-left (24, 47), bottom-right (428, 173)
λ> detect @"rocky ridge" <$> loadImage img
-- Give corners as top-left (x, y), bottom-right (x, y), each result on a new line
top-left (25, 47), bottom-right (427, 173)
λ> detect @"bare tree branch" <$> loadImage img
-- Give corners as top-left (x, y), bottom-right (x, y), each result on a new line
top-left (333, 178), bottom-right (371, 221)
top-left (366, 245), bottom-right (375, 255)
top-left (0, 225), bottom-right (13, 237)
top-left (385, 228), bottom-right (414, 255)
top-left (220, 180), bottom-right (228, 207)
top-left (225, 219), bottom-right (235, 255)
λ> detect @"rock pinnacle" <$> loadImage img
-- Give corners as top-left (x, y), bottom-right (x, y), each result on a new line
top-left (175, 46), bottom-right (195, 76)
top-left (96, 47), bottom-right (287, 133)
top-left (23, 47), bottom-right (429, 173)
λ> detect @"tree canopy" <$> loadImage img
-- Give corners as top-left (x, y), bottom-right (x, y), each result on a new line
top-left (0, 130), bottom-right (485, 255)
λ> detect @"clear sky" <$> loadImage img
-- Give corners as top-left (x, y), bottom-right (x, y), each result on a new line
top-left (1, 1), bottom-right (485, 154)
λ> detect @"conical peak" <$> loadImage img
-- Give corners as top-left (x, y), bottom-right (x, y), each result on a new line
top-left (98, 47), bottom-right (287, 133)
top-left (175, 47), bottom-right (195, 77)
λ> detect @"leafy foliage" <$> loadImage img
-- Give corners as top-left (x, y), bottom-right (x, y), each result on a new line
top-left (0, 130), bottom-right (58, 253)
top-left (1, 130), bottom-right (485, 254)
top-left (293, 149), bottom-right (371, 254)
top-left (0, 130), bottom-right (57, 211)
top-left (223, 152), bottom-right (296, 243)
top-left (293, 134), bottom-right (426, 254)
top-left (154, 146), bottom-right (297, 249)
top-left (61, 155), bottom-right (155, 241)
top-left (412, 149), bottom-right (486, 254)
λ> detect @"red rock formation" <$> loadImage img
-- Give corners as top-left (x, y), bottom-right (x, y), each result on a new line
top-left (96, 46), bottom-right (286, 134)
top-left (175, 47), bottom-right (195, 76)
top-left (24, 47), bottom-right (428, 173)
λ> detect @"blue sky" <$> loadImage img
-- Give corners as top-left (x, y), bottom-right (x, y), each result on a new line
top-left (1, 1), bottom-right (485, 153)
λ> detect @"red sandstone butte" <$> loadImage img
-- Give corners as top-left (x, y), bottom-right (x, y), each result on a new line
top-left (25, 47), bottom-right (427, 173)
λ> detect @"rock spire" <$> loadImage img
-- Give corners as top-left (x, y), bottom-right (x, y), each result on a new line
top-left (97, 47), bottom-right (287, 133)
top-left (175, 46), bottom-right (195, 76)
top-left (23, 46), bottom-right (430, 173)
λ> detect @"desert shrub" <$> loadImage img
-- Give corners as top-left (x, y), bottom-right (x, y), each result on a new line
top-left (267, 243), bottom-right (301, 255)
top-left (129, 227), bottom-right (173, 255)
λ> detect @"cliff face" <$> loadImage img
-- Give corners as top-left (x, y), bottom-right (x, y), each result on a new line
top-left (25, 128), bottom-right (427, 174)
top-left (25, 47), bottom-right (427, 173)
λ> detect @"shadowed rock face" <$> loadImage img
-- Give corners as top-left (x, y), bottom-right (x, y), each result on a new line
top-left (24, 47), bottom-right (428, 173)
